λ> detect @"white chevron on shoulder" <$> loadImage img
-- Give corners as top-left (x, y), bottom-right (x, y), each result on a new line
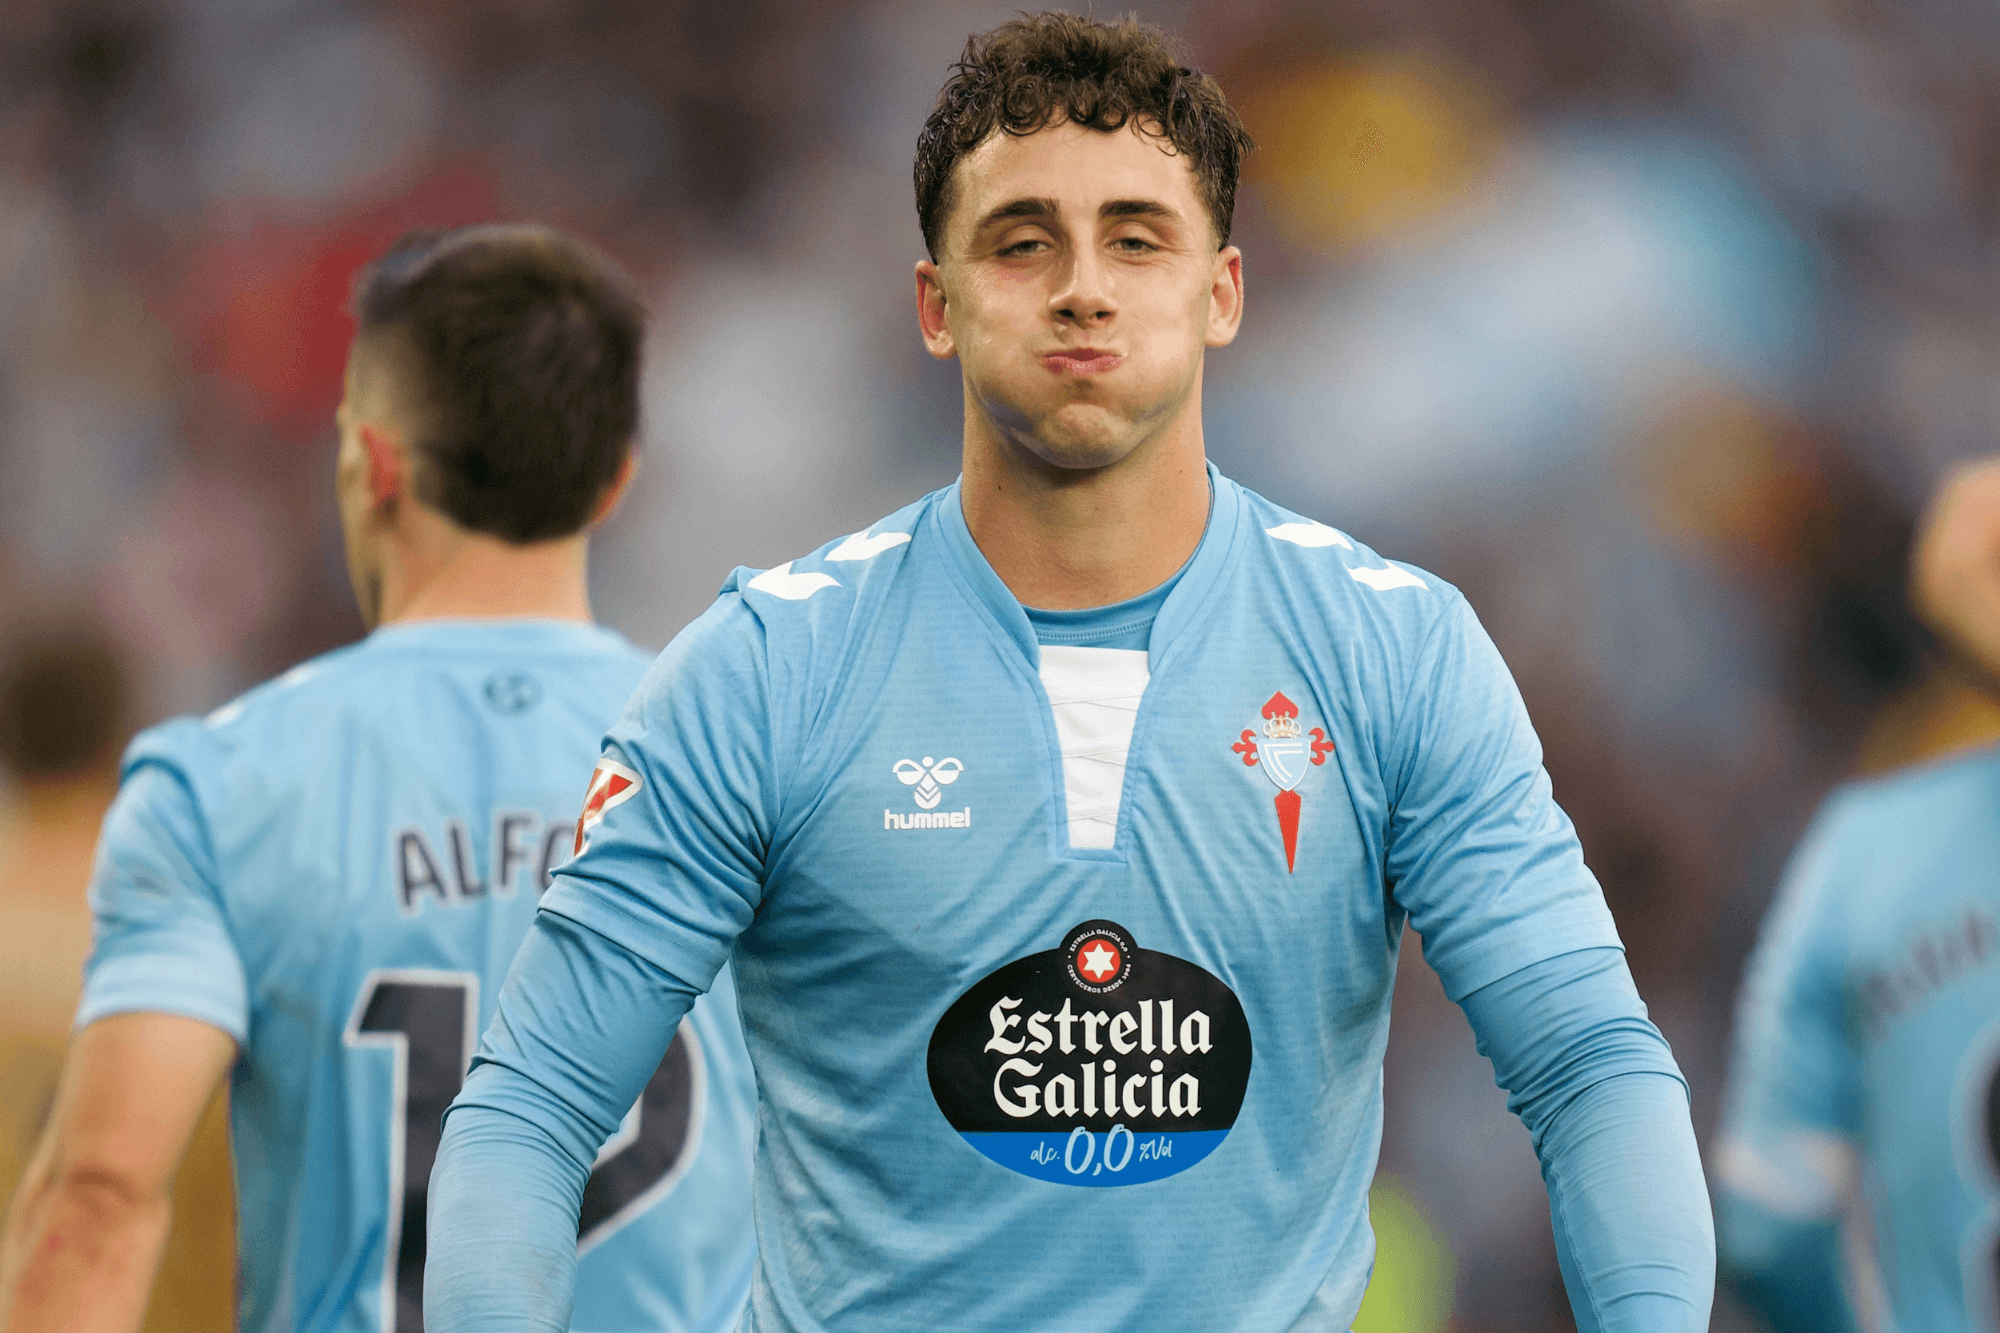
top-left (826, 530), bottom-right (912, 562)
top-left (747, 561), bottom-right (841, 601)
top-left (1264, 521), bottom-right (1352, 549)
top-left (1349, 565), bottom-right (1427, 592)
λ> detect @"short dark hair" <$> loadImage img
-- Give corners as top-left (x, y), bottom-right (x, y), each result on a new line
top-left (351, 224), bottom-right (646, 544)
top-left (914, 12), bottom-right (1255, 261)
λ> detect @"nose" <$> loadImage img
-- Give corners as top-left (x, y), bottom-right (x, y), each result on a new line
top-left (1048, 242), bottom-right (1117, 329)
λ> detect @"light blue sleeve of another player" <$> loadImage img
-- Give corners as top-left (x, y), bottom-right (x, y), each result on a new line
top-left (1382, 593), bottom-right (1624, 1001)
top-left (1715, 799), bottom-right (1863, 1333)
top-left (1463, 948), bottom-right (1713, 1332)
top-left (428, 598), bottom-right (772, 1333)
top-left (75, 753), bottom-right (249, 1043)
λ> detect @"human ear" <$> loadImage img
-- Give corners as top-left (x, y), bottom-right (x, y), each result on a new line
top-left (589, 449), bottom-right (640, 527)
top-left (359, 424), bottom-right (404, 513)
top-left (1203, 245), bottom-right (1244, 349)
top-left (915, 260), bottom-right (957, 361)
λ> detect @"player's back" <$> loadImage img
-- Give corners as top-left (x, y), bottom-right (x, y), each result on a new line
top-left (81, 620), bottom-right (756, 1333)
top-left (1722, 744), bottom-right (2000, 1329)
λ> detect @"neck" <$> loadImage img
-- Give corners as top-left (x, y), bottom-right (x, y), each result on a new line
top-left (959, 388), bottom-right (1210, 611)
top-left (377, 519), bottom-right (595, 627)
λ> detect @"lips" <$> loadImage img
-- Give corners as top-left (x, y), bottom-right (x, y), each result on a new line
top-left (1041, 348), bottom-right (1122, 376)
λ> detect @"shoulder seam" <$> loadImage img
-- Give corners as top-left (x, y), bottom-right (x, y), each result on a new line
top-left (118, 755), bottom-right (233, 925)
top-left (1382, 587), bottom-right (1469, 793)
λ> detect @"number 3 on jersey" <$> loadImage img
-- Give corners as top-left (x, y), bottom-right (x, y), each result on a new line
top-left (343, 969), bottom-right (705, 1333)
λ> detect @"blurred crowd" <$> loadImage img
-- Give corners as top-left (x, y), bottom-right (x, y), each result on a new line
top-left (3, 0), bottom-right (1998, 1328)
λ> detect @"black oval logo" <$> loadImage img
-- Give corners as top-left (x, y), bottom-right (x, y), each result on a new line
top-left (927, 919), bottom-right (1251, 1187)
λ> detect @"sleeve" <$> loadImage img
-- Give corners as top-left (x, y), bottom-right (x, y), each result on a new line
top-left (1384, 592), bottom-right (1623, 1000)
top-left (428, 596), bottom-right (777, 1332)
top-left (534, 593), bottom-right (779, 990)
top-left (74, 758), bottom-right (249, 1043)
top-left (426, 913), bottom-right (701, 1333)
top-left (1713, 799), bottom-right (1864, 1332)
top-left (1459, 947), bottom-right (1714, 1331)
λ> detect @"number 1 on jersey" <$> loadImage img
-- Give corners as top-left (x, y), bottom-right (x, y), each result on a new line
top-left (344, 970), bottom-right (703, 1333)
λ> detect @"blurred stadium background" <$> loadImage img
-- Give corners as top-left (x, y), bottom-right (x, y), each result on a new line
top-left (3, 0), bottom-right (1998, 1328)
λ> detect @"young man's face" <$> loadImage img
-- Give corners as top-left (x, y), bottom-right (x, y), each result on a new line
top-left (919, 119), bottom-right (1243, 471)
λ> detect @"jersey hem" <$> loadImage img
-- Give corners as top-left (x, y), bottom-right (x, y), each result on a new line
top-left (73, 987), bottom-right (248, 1045)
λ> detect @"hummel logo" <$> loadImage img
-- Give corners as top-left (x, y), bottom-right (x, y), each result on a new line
top-left (892, 756), bottom-right (963, 810)
top-left (884, 755), bottom-right (970, 831)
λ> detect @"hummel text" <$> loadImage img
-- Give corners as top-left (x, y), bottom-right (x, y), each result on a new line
top-left (884, 807), bottom-right (971, 830)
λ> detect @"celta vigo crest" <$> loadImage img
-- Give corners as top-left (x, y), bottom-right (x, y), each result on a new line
top-left (1230, 692), bottom-right (1333, 873)
top-left (893, 755), bottom-right (964, 810)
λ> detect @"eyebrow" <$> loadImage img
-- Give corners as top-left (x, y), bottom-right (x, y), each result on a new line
top-left (973, 196), bottom-right (1188, 232)
top-left (1100, 199), bottom-right (1184, 225)
top-left (976, 196), bottom-right (1062, 230)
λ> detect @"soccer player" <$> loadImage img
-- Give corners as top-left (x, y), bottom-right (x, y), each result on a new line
top-left (427, 16), bottom-right (1714, 1331)
top-left (1715, 457), bottom-right (2000, 1330)
top-left (0, 226), bottom-right (756, 1333)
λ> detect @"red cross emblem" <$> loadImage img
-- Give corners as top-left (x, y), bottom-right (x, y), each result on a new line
top-left (1229, 691), bottom-right (1334, 873)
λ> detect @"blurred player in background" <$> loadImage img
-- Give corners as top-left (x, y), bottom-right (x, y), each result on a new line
top-left (1915, 457), bottom-right (2000, 691)
top-left (1716, 454), bottom-right (2000, 1329)
top-left (427, 15), bottom-right (1712, 1332)
top-left (0, 225), bottom-right (756, 1333)
top-left (0, 624), bottom-right (233, 1333)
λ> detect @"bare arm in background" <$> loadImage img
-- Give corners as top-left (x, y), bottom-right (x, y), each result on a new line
top-left (0, 1014), bottom-right (235, 1333)
top-left (1913, 457), bottom-right (2000, 688)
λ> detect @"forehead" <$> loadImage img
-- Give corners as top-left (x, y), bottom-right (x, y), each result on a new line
top-left (952, 119), bottom-right (1203, 224)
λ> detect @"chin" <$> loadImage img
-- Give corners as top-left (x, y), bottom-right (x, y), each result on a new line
top-left (1014, 406), bottom-right (1146, 473)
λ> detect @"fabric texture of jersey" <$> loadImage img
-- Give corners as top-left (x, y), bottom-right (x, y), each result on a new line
top-left (78, 620), bottom-right (757, 1333)
top-left (1719, 746), bottom-right (2000, 1332)
top-left (485, 468), bottom-right (1686, 1331)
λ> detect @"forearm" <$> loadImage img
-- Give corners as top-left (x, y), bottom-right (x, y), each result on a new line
top-left (425, 1099), bottom-right (593, 1333)
top-left (1458, 949), bottom-right (1714, 1330)
top-left (425, 909), bottom-right (704, 1331)
top-left (0, 1149), bottom-right (170, 1333)
top-left (1540, 1071), bottom-right (1714, 1331)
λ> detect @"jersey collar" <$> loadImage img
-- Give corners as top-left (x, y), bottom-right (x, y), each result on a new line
top-left (363, 618), bottom-right (631, 654)
top-left (929, 460), bottom-right (1244, 671)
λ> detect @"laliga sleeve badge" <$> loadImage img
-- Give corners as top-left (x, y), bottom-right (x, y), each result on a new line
top-left (927, 920), bottom-right (1252, 1187)
top-left (573, 757), bottom-right (642, 857)
top-left (1230, 691), bottom-right (1334, 873)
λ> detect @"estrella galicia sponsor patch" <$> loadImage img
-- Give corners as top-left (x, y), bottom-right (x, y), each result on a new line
top-left (927, 920), bottom-right (1251, 1187)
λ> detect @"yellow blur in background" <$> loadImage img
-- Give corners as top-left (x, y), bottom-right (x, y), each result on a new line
top-left (1235, 50), bottom-right (1497, 256)
top-left (1353, 1176), bottom-right (1454, 1333)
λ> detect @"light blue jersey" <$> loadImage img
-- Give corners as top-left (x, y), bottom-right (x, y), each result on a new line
top-left (78, 620), bottom-right (757, 1333)
top-left (1719, 746), bottom-right (2000, 1332)
top-left (432, 469), bottom-right (1713, 1332)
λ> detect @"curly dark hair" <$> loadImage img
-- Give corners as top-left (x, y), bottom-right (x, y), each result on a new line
top-left (351, 224), bottom-right (645, 544)
top-left (914, 12), bottom-right (1256, 261)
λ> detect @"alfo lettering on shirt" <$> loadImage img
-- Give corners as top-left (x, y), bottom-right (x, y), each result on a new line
top-left (392, 811), bottom-right (570, 915)
top-left (1230, 691), bottom-right (1334, 873)
top-left (928, 920), bottom-right (1252, 1187)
